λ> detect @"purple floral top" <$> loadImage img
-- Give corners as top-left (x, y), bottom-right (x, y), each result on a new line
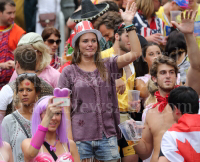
top-left (58, 56), bottom-right (122, 142)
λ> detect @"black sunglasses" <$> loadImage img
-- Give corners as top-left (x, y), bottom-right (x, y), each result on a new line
top-left (46, 39), bottom-right (61, 45)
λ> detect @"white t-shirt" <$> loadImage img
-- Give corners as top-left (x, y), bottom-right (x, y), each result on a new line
top-left (0, 85), bottom-right (13, 111)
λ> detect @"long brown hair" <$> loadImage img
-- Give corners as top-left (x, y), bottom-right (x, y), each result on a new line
top-left (71, 34), bottom-right (108, 81)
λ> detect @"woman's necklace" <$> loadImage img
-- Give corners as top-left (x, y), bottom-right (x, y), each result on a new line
top-left (45, 135), bottom-right (59, 152)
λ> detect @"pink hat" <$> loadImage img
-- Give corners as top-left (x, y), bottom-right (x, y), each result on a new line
top-left (72, 21), bottom-right (102, 48)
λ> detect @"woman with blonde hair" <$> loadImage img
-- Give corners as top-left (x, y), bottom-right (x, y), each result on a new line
top-left (133, 0), bottom-right (166, 45)
top-left (9, 32), bottom-right (60, 88)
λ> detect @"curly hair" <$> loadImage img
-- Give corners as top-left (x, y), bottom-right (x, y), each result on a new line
top-left (94, 11), bottom-right (123, 31)
top-left (16, 74), bottom-right (41, 94)
top-left (150, 55), bottom-right (178, 78)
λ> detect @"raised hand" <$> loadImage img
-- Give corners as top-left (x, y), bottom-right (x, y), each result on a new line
top-left (120, 1), bottom-right (137, 24)
top-left (171, 10), bottom-right (197, 34)
top-left (145, 33), bottom-right (163, 44)
top-left (45, 97), bottom-right (63, 119)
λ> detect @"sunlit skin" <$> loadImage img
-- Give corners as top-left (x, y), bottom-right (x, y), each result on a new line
top-left (0, 4), bottom-right (16, 26)
top-left (144, 45), bottom-right (162, 70)
top-left (99, 24), bottom-right (114, 42)
top-left (79, 33), bottom-right (98, 58)
top-left (18, 79), bottom-right (38, 107)
top-left (41, 110), bottom-right (62, 132)
top-left (44, 34), bottom-right (60, 56)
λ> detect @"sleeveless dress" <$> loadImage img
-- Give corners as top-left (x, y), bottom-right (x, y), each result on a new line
top-left (31, 143), bottom-right (74, 162)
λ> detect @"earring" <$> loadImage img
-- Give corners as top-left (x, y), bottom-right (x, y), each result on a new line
top-left (35, 96), bottom-right (39, 102)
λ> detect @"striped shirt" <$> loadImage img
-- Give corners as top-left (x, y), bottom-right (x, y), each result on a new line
top-left (133, 11), bottom-right (165, 37)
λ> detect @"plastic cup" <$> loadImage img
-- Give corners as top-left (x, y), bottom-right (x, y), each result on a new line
top-left (128, 90), bottom-right (140, 112)
top-left (134, 121), bottom-right (144, 138)
top-left (118, 121), bottom-right (139, 142)
top-left (170, 11), bottom-right (181, 23)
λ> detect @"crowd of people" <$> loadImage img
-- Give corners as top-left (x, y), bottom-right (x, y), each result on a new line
top-left (1, 0), bottom-right (200, 162)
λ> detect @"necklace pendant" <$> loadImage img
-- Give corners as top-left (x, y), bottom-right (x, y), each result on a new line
top-left (50, 145), bottom-right (56, 152)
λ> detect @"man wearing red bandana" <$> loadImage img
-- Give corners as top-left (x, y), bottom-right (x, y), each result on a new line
top-left (133, 55), bottom-right (178, 162)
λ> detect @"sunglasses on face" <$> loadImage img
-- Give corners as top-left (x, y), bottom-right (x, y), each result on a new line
top-left (46, 39), bottom-right (61, 45)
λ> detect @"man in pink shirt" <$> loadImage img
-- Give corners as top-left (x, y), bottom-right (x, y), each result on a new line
top-left (9, 32), bottom-right (60, 88)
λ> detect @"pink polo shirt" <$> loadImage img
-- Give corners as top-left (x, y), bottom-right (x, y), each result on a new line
top-left (9, 65), bottom-right (60, 88)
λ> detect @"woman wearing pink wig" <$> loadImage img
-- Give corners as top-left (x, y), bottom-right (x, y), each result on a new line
top-left (21, 96), bottom-right (80, 162)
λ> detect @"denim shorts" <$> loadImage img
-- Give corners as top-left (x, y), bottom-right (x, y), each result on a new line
top-left (76, 133), bottom-right (120, 161)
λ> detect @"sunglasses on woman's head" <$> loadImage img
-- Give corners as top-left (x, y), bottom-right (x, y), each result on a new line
top-left (17, 73), bottom-right (37, 78)
top-left (46, 39), bottom-right (61, 45)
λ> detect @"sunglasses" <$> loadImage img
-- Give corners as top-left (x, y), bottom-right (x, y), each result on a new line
top-left (46, 39), bottom-right (61, 45)
top-left (17, 73), bottom-right (37, 78)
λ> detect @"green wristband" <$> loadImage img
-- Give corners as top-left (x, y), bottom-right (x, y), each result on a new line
top-left (124, 24), bottom-right (134, 29)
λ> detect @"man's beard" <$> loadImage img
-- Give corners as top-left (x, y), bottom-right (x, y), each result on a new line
top-left (158, 84), bottom-right (175, 93)
top-left (119, 40), bottom-right (130, 53)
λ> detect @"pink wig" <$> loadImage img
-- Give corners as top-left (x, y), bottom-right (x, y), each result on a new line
top-left (31, 96), bottom-right (69, 144)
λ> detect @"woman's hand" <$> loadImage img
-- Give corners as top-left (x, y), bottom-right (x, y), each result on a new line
top-left (45, 97), bottom-right (63, 119)
top-left (128, 100), bottom-right (141, 113)
top-left (145, 33), bottom-right (163, 44)
top-left (120, 1), bottom-right (137, 25)
top-left (41, 97), bottom-right (63, 128)
top-left (116, 78), bottom-right (126, 95)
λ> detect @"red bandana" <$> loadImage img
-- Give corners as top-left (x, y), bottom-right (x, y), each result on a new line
top-left (152, 85), bottom-right (180, 112)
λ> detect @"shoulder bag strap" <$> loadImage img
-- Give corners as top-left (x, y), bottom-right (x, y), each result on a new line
top-left (43, 141), bottom-right (58, 161)
top-left (12, 113), bottom-right (30, 138)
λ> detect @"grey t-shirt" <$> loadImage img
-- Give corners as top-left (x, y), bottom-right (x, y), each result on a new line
top-left (2, 110), bottom-right (31, 162)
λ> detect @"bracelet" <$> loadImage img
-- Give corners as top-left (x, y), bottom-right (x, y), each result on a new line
top-left (124, 24), bottom-right (134, 29)
top-left (38, 125), bottom-right (48, 132)
top-left (126, 25), bottom-right (137, 32)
